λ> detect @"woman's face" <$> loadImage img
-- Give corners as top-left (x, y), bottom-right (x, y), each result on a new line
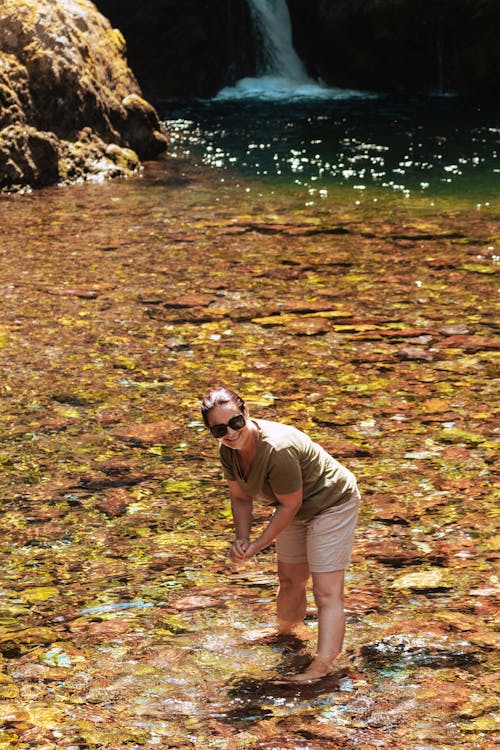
top-left (206, 400), bottom-right (253, 451)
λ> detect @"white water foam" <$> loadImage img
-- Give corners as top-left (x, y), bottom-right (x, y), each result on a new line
top-left (215, 75), bottom-right (373, 101)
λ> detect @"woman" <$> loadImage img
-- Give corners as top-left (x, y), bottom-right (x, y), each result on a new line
top-left (201, 386), bottom-right (360, 683)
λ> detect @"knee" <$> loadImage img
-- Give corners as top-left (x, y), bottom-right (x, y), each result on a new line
top-left (312, 583), bottom-right (344, 609)
top-left (278, 571), bottom-right (309, 591)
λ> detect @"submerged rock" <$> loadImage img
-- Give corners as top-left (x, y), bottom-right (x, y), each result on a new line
top-left (0, 0), bottom-right (168, 191)
top-left (360, 631), bottom-right (482, 669)
top-left (112, 420), bottom-right (178, 446)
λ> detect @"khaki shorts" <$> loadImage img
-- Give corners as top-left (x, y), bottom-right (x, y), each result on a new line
top-left (276, 489), bottom-right (360, 573)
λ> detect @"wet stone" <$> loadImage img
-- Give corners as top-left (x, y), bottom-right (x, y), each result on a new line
top-left (96, 488), bottom-right (132, 517)
top-left (45, 287), bottom-right (100, 299)
top-left (76, 469), bottom-right (147, 489)
top-left (369, 494), bottom-right (411, 524)
top-left (173, 595), bottom-right (223, 611)
top-left (86, 619), bottom-right (131, 637)
top-left (12, 664), bottom-right (70, 682)
top-left (320, 439), bottom-right (372, 458)
top-left (397, 346), bottom-right (436, 361)
top-left (164, 336), bottom-right (191, 350)
top-left (391, 568), bottom-right (453, 591)
top-left (36, 417), bottom-right (73, 432)
top-left (164, 293), bottom-right (218, 308)
top-left (438, 323), bottom-right (471, 335)
top-left (112, 420), bottom-right (178, 445)
top-left (137, 291), bottom-right (165, 304)
top-left (434, 334), bottom-right (500, 351)
top-left (361, 539), bottom-right (446, 567)
top-left (360, 631), bottom-right (482, 669)
top-left (283, 317), bottom-right (332, 336)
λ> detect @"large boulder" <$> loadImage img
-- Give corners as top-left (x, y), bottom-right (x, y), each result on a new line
top-left (0, 0), bottom-right (168, 191)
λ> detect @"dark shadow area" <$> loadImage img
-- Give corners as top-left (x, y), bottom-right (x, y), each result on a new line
top-left (94, 0), bottom-right (500, 99)
top-left (224, 668), bottom-right (352, 727)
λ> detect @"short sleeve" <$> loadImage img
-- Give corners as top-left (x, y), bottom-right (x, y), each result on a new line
top-left (267, 446), bottom-right (302, 495)
top-left (219, 445), bottom-right (236, 481)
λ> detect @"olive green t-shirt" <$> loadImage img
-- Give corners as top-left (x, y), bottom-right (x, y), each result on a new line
top-left (219, 418), bottom-right (358, 521)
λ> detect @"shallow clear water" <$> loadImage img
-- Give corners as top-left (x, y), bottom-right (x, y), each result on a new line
top-left (0, 95), bottom-right (498, 747)
top-left (163, 97), bottom-right (499, 203)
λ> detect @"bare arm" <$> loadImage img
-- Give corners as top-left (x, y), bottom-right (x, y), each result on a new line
top-left (228, 480), bottom-right (254, 562)
top-left (243, 488), bottom-right (302, 560)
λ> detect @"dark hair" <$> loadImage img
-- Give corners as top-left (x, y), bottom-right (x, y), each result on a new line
top-left (200, 387), bottom-right (245, 427)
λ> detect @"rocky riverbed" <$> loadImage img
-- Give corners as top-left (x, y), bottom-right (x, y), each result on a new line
top-left (0, 158), bottom-right (497, 748)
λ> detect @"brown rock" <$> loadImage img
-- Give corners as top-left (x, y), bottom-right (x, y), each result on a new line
top-left (113, 420), bottom-right (178, 446)
top-left (46, 286), bottom-right (100, 299)
top-left (441, 446), bottom-right (473, 461)
top-left (97, 458), bottom-right (138, 475)
top-left (165, 293), bottom-right (218, 308)
top-left (0, 0), bottom-right (168, 191)
top-left (361, 539), bottom-right (446, 566)
top-left (425, 257), bottom-right (459, 269)
top-left (174, 595), bottom-right (222, 611)
top-left (438, 324), bottom-right (471, 335)
top-left (0, 703), bottom-right (31, 727)
top-left (434, 477), bottom-right (485, 497)
top-left (24, 522), bottom-right (67, 542)
top-left (87, 619), bottom-right (130, 637)
top-left (321, 439), bottom-right (372, 458)
top-left (96, 488), bottom-right (132, 517)
top-left (12, 663), bottom-right (70, 682)
top-left (37, 417), bottom-right (72, 433)
top-left (370, 493), bottom-right (410, 524)
top-left (345, 584), bottom-right (383, 613)
top-left (434, 334), bottom-right (499, 352)
top-left (24, 505), bottom-right (66, 521)
top-left (76, 468), bottom-right (146, 489)
top-left (95, 409), bottom-right (124, 426)
top-left (146, 647), bottom-right (186, 666)
top-left (122, 93), bottom-right (169, 160)
top-left (284, 317), bottom-right (332, 336)
top-left (0, 125), bottom-right (59, 187)
top-left (397, 345), bottom-right (435, 361)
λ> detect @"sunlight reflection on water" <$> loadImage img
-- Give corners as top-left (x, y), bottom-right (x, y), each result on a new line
top-left (163, 98), bottom-right (498, 202)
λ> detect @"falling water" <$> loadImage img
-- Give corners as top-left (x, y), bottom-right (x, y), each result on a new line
top-left (248, 0), bottom-right (310, 83)
top-left (215, 0), bottom-right (370, 100)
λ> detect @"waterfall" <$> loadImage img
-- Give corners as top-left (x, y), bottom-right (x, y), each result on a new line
top-left (215, 0), bottom-right (372, 101)
top-left (248, 0), bottom-right (310, 83)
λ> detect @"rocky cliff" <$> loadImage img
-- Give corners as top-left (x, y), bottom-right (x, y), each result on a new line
top-left (0, 0), bottom-right (168, 191)
top-left (93, 0), bottom-right (256, 101)
top-left (306, 0), bottom-right (500, 95)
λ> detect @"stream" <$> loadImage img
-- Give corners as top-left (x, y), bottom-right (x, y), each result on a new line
top-left (0, 93), bottom-right (498, 749)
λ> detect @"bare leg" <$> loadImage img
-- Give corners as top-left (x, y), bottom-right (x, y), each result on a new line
top-left (289, 569), bottom-right (345, 682)
top-left (276, 560), bottom-right (309, 634)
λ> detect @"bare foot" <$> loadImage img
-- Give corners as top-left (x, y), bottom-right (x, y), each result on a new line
top-left (277, 622), bottom-right (310, 639)
top-left (286, 656), bottom-right (331, 683)
top-left (241, 626), bottom-right (276, 642)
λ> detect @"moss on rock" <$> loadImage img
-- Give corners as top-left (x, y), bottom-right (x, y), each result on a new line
top-left (0, 0), bottom-right (168, 191)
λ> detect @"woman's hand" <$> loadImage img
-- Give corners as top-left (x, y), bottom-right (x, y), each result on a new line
top-left (228, 537), bottom-right (249, 562)
top-left (241, 540), bottom-right (262, 560)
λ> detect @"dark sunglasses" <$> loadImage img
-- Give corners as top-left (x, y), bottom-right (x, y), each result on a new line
top-left (209, 414), bottom-right (246, 439)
